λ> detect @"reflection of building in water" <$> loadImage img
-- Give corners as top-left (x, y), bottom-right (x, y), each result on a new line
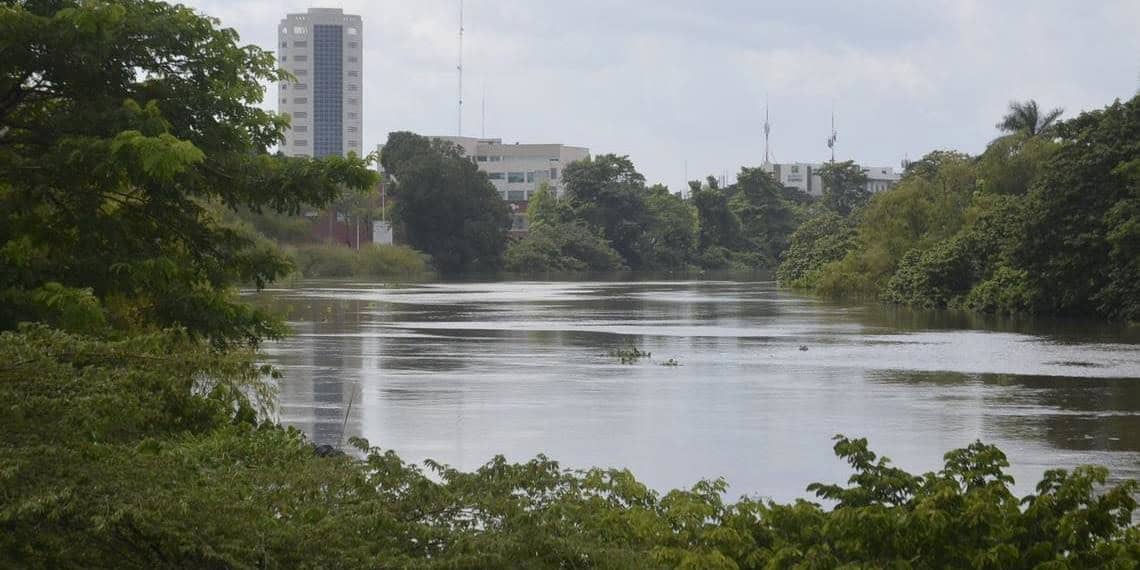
top-left (274, 298), bottom-right (364, 446)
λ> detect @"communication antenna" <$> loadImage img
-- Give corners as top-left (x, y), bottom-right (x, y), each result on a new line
top-left (826, 108), bottom-right (838, 162)
top-left (456, 0), bottom-right (463, 136)
top-left (763, 92), bottom-right (771, 164)
top-left (481, 86), bottom-right (486, 138)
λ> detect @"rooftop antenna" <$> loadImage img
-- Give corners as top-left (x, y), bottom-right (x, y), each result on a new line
top-left (763, 92), bottom-right (771, 165)
top-left (456, 0), bottom-right (463, 136)
top-left (481, 86), bottom-right (486, 138)
top-left (826, 107), bottom-right (838, 162)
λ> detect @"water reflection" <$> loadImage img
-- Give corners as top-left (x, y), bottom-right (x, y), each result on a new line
top-left (252, 280), bottom-right (1140, 501)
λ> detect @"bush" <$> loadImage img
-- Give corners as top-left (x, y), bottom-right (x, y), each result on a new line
top-left (287, 244), bottom-right (429, 278)
top-left (5, 329), bottom-right (1140, 568)
top-left (777, 210), bottom-right (856, 286)
top-left (504, 222), bottom-right (626, 273)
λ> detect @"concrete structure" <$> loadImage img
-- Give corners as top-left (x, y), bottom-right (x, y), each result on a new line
top-left (277, 8), bottom-right (363, 158)
top-left (434, 136), bottom-right (590, 202)
top-left (761, 162), bottom-right (901, 197)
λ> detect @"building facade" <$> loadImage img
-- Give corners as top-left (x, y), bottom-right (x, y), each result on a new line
top-left (761, 162), bottom-right (901, 197)
top-left (277, 8), bottom-right (363, 158)
top-left (434, 137), bottom-right (590, 202)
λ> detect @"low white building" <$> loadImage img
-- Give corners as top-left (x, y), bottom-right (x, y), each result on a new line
top-left (761, 162), bottom-right (901, 197)
top-left (434, 136), bottom-right (590, 202)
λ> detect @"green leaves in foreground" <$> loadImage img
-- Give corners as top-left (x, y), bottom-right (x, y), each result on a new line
top-left (4, 326), bottom-right (1140, 568)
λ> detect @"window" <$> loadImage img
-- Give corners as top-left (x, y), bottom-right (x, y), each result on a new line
top-left (507, 172), bottom-right (525, 183)
top-left (349, 140), bottom-right (358, 147)
top-left (295, 69), bottom-right (308, 76)
top-left (347, 126), bottom-right (357, 133)
top-left (293, 97), bottom-right (307, 104)
top-left (281, 55), bottom-right (287, 62)
top-left (281, 41), bottom-right (288, 47)
top-left (508, 190), bottom-right (526, 201)
top-left (348, 42), bottom-right (358, 48)
top-left (347, 56), bottom-right (358, 63)
top-left (280, 84), bottom-right (287, 90)
top-left (294, 40), bottom-right (307, 47)
top-left (348, 27), bottom-right (358, 36)
top-left (476, 155), bottom-right (488, 162)
top-left (790, 165), bottom-right (800, 173)
top-left (293, 26), bottom-right (306, 34)
top-left (347, 84), bottom-right (358, 91)
top-left (295, 139), bottom-right (309, 146)
top-left (293, 55), bottom-right (308, 62)
top-left (487, 172), bottom-right (504, 180)
top-left (348, 70), bottom-right (358, 77)
top-left (294, 125), bottom-right (308, 132)
top-left (489, 155), bottom-right (501, 162)
top-left (526, 171), bottom-right (535, 183)
top-left (293, 111), bottom-right (308, 118)
top-left (526, 189), bottom-right (537, 200)
top-left (550, 168), bottom-right (559, 180)
top-left (293, 83), bottom-right (307, 90)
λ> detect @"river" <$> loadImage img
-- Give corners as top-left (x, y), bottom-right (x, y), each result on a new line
top-left (252, 279), bottom-right (1140, 502)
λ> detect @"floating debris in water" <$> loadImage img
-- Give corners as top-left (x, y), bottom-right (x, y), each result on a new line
top-left (798, 345), bottom-right (809, 352)
top-left (609, 346), bottom-right (651, 364)
top-left (661, 358), bottom-right (680, 367)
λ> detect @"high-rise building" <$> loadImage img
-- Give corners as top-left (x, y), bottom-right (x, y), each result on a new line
top-left (277, 8), bottom-right (363, 158)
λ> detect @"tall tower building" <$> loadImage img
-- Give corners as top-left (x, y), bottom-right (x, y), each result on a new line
top-left (277, 8), bottom-right (363, 158)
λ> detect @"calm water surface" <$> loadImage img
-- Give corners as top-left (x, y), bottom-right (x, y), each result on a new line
top-left (253, 280), bottom-right (1140, 502)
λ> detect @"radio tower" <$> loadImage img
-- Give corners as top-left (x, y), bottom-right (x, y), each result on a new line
top-left (763, 93), bottom-right (771, 165)
top-left (456, 0), bottom-right (464, 136)
top-left (826, 109), bottom-right (838, 163)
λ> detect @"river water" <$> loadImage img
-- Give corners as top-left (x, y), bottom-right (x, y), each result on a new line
top-left (253, 279), bottom-right (1140, 502)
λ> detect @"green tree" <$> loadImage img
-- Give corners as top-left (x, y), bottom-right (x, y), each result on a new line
top-left (504, 221), bottom-right (625, 273)
top-left (996, 99), bottom-right (1063, 137)
top-left (0, 0), bottom-right (376, 346)
top-left (380, 132), bottom-right (510, 274)
top-left (563, 154), bottom-right (651, 267)
top-left (689, 179), bottom-right (741, 253)
top-left (729, 167), bottom-right (799, 266)
top-left (776, 209), bottom-right (856, 286)
top-left (641, 184), bottom-right (698, 269)
top-left (818, 160), bottom-right (871, 217)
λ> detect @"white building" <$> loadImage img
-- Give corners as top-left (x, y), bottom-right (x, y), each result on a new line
top-left (434, 136), bottom-right (590, 202)
top-left (277, 8), bottom-right (363, 158)
top-left (761, 162), bottom-right (901, 197)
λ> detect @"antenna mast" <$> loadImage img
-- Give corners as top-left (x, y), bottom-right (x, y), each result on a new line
top-left (826, 108), bottom-right (838, 162)
top-left (763, 92), bottom-right (771, 164)
top-left (456, 0), bottom-right (464, 136)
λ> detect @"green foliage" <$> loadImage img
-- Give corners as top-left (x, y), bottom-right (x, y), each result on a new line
top-left (564, 154), bottom-right (654, 267)
top-left (5, 329), bottom-right (1140, 567)
top-left (288, 244), bottom-right (430, 279)
top-left (776, 209), bottom-right (855, 286)
top-left (996, 99), bottom-right (1064, 137)
top-left (505, 221), bottom-right (626, 273)
top-left (0, 0), bottom-right (377, 347)
top-left (818, 160), bottom-right (871, 217)
top-left (642, 184), bottom-right (699, 269)
top-left (381, 132), bottom-right (510, 274)
top-left (729, 167), bottom-right (799, 267)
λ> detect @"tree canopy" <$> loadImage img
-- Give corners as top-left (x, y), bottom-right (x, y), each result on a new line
top-left (0, 0), bottom-right (376, 347)
top-left (380, 132), bottom-right (510, 274)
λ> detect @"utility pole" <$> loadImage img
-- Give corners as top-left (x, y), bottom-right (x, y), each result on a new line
top-left (829, 107), bottom-right (839, 163)
top-left (456, 0), bottom-right (464, 136)
top-left (763, 92), bottom-right (771, 165)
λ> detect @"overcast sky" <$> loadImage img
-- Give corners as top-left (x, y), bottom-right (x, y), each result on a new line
top-left (182, 0), bottom-right (1139, 191)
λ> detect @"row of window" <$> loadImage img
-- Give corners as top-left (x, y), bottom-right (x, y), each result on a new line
top-left (282, 83), bottom-right (359, 91)
top-left (280, 55), bottom-right (359, 63)
top-left (283, 97), bottom-right (360, 105)
top-left (293, 140), bottom-right (360, 147)
top-left (285, 111), bottom-right (357, 121)
top-left (500, 190), bottom-right (540, 202)
top-left (282, 41), bottom-right (359, 48)
top-left (486, 169), bottom-right (558, 182)
top-left (282, 26), bottom-right (358, 36)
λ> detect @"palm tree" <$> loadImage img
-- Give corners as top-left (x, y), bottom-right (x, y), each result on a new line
top-left (996, 100), bottom-right (1063, 137)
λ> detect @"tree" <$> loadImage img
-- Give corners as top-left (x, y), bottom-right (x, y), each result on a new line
top-left (563, 154), bottom-right (651, 267)
top-left (641, 184), bottom-right (698, 269)
top-left (380, 132), bottom-right (510, 274)
top-left (0, 0), bottom-right (376, 347)
top-left (818, 160), bottom-right (871, 217)
top-left (729, 167), bottom-right (798, 265)
top-left (504, 221), bottom-right (625, 273)
top-left (996, 99), bottom-right (1063, 137)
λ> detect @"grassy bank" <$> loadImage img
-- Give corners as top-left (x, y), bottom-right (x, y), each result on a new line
top-left (286, 243), bottom-right (431, 279)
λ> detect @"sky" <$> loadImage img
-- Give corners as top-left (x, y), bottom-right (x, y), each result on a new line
top-left (181, 0), bottom-right (1139, 192)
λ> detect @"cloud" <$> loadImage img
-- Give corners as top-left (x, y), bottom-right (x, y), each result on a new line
top-left (180, 0), bottom-right (1139, 190)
